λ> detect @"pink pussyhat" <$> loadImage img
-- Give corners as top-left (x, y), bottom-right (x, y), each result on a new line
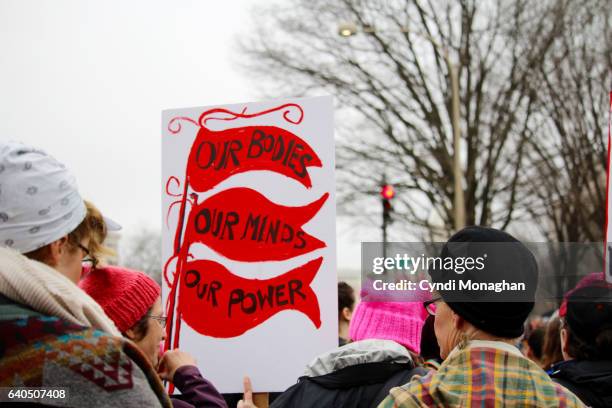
top-left (349, 301), bottom-right (429, 354)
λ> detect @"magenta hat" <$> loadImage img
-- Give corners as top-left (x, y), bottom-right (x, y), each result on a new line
top-left (349, 301), bottom-right (428, 354)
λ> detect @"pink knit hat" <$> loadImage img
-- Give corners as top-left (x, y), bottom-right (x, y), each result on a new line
top-left (79, 265), bottom-right (161, 332)
top-left (349, 301), bottom-right (429, 354)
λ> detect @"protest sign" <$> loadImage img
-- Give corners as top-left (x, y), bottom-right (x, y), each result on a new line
top-left (161, 96), bottom-right (337, 392)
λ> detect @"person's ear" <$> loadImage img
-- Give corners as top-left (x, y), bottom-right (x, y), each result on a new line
top-left (47, 237), bottom-right (69, 266)
top-left (451, 310), bottom-right (464, 331)
top-left (342, 307), bottom-right (353, 321)
top-left (560, 327), bottom-right (570, 360)
top-left (124, 328), bottom-right (137, 341)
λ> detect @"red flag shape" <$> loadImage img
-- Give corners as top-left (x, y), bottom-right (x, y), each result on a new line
top-left (186, 126), bottom-right (322, 192)
top-left (183, 188), bottom-right (328, 261)
top-left (177, 257), bottom-right (322, 338)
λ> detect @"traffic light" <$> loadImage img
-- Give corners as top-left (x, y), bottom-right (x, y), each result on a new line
top-left (381, 184), bottom-right (395, 223)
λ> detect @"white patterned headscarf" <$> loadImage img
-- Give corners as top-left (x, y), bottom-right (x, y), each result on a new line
top-left (0, 141), bottom-right (86, 253)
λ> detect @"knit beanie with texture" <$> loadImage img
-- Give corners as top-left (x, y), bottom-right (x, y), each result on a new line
top-left (349, 301), bottom-right (428, 353)
top-left (79, 265), bottom-right (160, 333)
top-left (429, 226), bottom-right (538, 338)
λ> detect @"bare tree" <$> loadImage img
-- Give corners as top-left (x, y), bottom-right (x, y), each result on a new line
top-left (120, 227), bottom-right (162, 284)
top-left (239, 0), bottom-right (603, 239)
top-left (524, 0), bottom-right (610, 243)
top-left (520, 0), bottom-right (611, 296)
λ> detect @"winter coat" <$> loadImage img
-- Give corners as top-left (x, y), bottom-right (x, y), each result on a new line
top-left (0, 247), bottom-right (171, 407)
top-left (271, 339), bottom-right (428, 408)
top-left (170, 365), bottom-right (228, 408)
top-left (0, 294), bottom-right (171, 407)
top-left (551, 359), bottom-right (612, 408)
top-left (378, 340), bottom-right (585, 408)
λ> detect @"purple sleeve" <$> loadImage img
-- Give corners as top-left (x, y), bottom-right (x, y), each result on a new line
top-left (170, 365), bottom-right (228, 408)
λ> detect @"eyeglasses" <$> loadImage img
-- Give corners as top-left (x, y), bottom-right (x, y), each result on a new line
top-left (77, 243), bottom-right (98, 269)
top-left (423, 297), bottom-right (442, 316)
top-left (148, 315), bottom-right (167, 328)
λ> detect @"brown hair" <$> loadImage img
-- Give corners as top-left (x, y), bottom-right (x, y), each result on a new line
top-left (124, 306), bottom-right (152, 341)
top-left (338, 281), bottom-right (355, 319)
top-left (541, 315), bottom-right (564, 369)
top-left (564, 322), bottom-right (612, 360)
top-left (24, 200), bottom-right (114, 266)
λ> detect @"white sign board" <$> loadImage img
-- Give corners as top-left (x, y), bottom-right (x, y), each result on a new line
top-left (161, 96), bottom-right (337, 392)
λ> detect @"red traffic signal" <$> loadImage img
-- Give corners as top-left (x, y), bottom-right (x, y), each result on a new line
top-left (380, 184), bottom-right (395, 200)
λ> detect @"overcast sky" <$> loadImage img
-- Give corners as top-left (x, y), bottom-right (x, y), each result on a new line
top-left (0, 0), bottom-right (365, 273)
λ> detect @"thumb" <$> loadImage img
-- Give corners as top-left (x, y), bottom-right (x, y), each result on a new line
top-left (157, 355), bottom-right (169, 380)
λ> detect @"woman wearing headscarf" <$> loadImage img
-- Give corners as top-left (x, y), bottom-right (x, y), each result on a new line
top-left (378, 226), bottom-right (584, 408)
top-left (0, 141), bottom-right (171, 407)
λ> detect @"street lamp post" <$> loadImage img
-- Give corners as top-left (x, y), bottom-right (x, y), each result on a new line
top-left (380, 174), bottom-right (395, 259)
top-left (448, 61), bottom-right (465, 230)
top-left (339, 23), bottom-right (466, 230)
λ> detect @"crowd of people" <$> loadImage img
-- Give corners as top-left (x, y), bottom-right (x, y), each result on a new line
top-left (0, 140), bottom-right (611, 407)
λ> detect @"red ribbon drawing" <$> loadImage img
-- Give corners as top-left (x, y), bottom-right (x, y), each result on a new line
top-left (183, 188), bottom-right (329, 261)
top-left (177, 257), bottom-right (322, 338)
top-left (184, 126), bottom-right (322, 192)
top-left (168, 103), bottom-right (319, 192)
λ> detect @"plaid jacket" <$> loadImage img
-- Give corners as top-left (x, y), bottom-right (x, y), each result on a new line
top-left (378, 340), bottom-right (585, 408)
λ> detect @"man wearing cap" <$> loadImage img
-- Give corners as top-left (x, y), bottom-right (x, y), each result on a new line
top-left (551, 283), bottom-right (612, 407)
top-left (0, 141), bottom-right (171, 407)
top-left (378, 226), bottom-right (585, 407)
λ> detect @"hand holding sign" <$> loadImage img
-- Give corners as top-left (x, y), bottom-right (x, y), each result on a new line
top-left (158, 349), bottom-right (197, 382)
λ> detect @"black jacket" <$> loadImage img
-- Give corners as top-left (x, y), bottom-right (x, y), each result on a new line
top-left (551, 359), bottom-right (612, 408)
top-left (271, 339), bottom-right (428, 408)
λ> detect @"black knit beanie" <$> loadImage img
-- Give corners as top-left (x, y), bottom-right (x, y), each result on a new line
top-left (565, 285), bottom-right (612, 343)
top-left (429, 226), bottom-right (539, 338)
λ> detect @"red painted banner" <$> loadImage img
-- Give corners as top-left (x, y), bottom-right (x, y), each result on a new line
top-left (178, 257), bottom-right (322, 338)
top-left (183, 126), bottom-right (322, 192)
top-left (163, 102), bottom-right (331, 364)
top-left (183, 187), bottom-right (328, 261)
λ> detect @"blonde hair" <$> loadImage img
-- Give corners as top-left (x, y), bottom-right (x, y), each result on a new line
top-left (77, 200), bottom-right (116, 265)
top-left (24, 200), bottom-right (115, 266)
